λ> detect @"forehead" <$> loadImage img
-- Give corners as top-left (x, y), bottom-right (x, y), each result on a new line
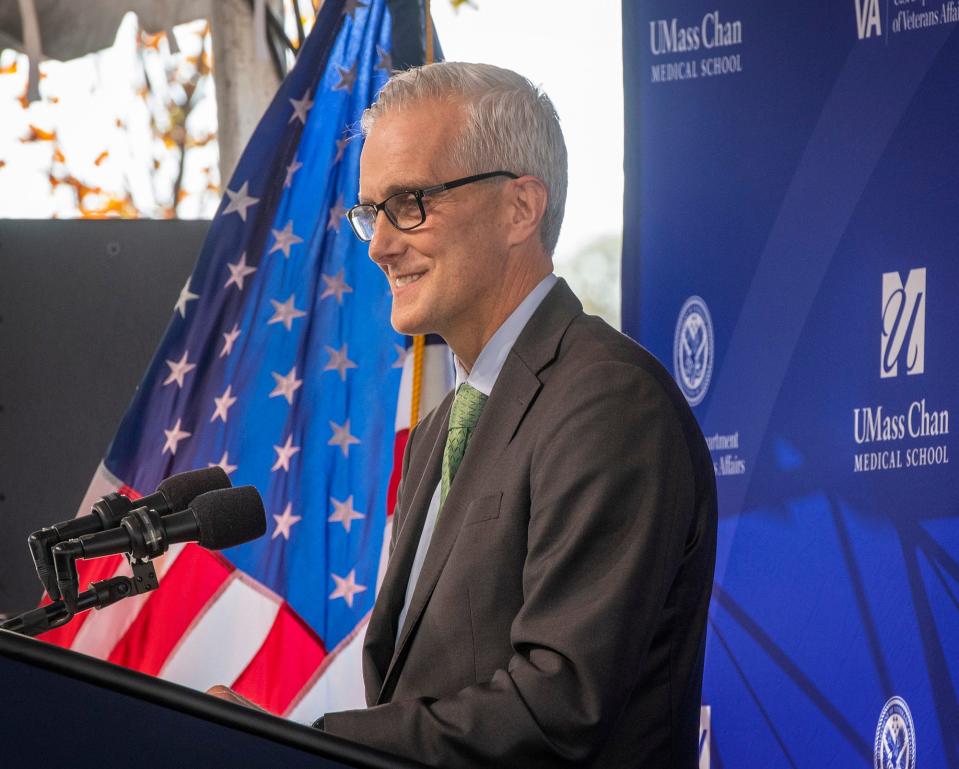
top-left (359, 100), bottom-right (465, 199)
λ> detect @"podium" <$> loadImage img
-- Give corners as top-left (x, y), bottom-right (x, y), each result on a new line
top-left (0, 628), bottom-right (425, 768)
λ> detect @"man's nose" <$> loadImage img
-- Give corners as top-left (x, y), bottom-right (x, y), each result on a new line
top-left (367, 212), bottom-right (403, 265)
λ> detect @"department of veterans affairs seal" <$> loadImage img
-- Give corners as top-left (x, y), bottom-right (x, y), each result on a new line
top-left (874, 696), bottom-right (916, 769)
top-left (673, 296), bottom-right (714, 407)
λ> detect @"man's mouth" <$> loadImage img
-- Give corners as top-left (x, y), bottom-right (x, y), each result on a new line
top-left (393, 272), bottom-right (426, 288)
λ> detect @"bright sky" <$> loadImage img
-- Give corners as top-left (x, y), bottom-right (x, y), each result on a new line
top-left (431, 0), bottom-right (624, 268)
top-left (0, 1), bottom-right (624, 271)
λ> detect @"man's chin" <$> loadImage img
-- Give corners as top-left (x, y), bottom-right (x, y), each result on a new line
top-left (390, 309), bottom-right (432, 337)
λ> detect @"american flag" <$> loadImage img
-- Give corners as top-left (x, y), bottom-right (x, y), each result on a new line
top-left (39, 0), bottom-right (452, 722)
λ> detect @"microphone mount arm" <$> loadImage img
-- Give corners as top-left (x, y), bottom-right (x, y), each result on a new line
top-left (52, 505), bottom-right (169, 613)
top-left (5, 504), bottom-right (167, 636)
top-left (27, 492), bottom-right (135, 601)
top-left (0, 559), bottom-right (159, 638)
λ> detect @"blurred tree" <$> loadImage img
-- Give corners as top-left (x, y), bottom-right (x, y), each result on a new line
top-left (8, 18), bottom-right (219, 219)
top-left (555, 233), bottom-right (622, 329)
top-left (136, 23), bottom-right (217, 218)
top-left (0, 0), bottom-right (475, 219)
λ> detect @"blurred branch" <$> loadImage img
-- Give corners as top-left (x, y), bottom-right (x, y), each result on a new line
top-left (292, 0), bottom-right (307, 50)
top-left (23, 19), bottom-right (220, 219)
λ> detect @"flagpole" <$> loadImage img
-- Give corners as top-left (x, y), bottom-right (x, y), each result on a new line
top-left (424, 0), bottom-right (434, 66)
top-left (410, 0), bottom-right (434, 429)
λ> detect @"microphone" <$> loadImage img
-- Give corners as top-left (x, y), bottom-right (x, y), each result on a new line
top-left (29, 467), bottom-right (231, 600)
top-left (53, 486), bottom-right (266, 612)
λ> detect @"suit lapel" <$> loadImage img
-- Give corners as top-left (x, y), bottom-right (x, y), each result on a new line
top-left (377, 355), bottom-right (542, 703)
top-left (375, 279), bottom-right (584, 703)
top-left (363, 394), bottom-right (450, 698)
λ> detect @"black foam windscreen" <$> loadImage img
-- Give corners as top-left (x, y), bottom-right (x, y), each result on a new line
top-left (190, 486), bottom-right (266, 550)
top-left (156, 467), bottom-right (231, 510)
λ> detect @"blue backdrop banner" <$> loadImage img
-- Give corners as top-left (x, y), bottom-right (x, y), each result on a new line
top-left (622, 2), bottom-right (959, 767)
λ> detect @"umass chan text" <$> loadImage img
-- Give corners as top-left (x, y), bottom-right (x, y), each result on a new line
top-left (852, 398), bottom-right (951, 473)
top-left (853, 399), bottom-right (949, 444)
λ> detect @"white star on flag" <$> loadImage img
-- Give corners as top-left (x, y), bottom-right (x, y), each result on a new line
top-left (342, 0), bottom-right (368, 21)
top-left (328, 495), bottom-right (365, 533)
top-left (270, 367), bottom-right (303, 405)
top-left (284, 157), bottom-right (303, 188)
top-left (269, 220), bottom-right (304, 258)
top-left (329, 569), bottom-right (367, 608)
top-left (272, 502), bottom-right (302, 541)
top-left (174, 280), bottom-right (199, 318)
top-left (320, 269), bottom-right (354, 304)
top-left (163, 351), bottom-right (196, 388)
top-left (220, 323), bottom-right (241, 358)
top-left (333, 62), bottom-right (358, 93)
top-left (289, 90), bottom-right (314, 124)
top-left (209, 451), bottom-right (238, 476)
top-left (268, 294), bottom-right (307, 331)
top-left (224, 253), bottom-right (257, 290)
top-left (327, 196), bottom-right (347, 232)
top-left (162, 418), bottom-right (191, 455)
top-left (392, 343), bottom-right (408, 369)
top-left (223, 180), bottom-right (259, 222)
top-left (210, 385), bottom-right (238, 423)
top-left (328, 419), bottom-right (361, 457)
top-left (324, 343), bottom-right (358, 381)
top-left (272, 434), bottom-right (301, 472)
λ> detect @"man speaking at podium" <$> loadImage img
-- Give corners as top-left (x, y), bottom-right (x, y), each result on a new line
top-left (218, 62), bottom-right (718, 768)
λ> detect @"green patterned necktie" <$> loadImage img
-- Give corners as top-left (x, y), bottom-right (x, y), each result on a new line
top-left (440, 383), bottom-right (489, 508)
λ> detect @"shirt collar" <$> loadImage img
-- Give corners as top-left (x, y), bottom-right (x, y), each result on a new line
top-left (453, 273), bottom-right (558, 396)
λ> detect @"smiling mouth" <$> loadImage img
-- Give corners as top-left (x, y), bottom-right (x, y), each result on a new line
top-left (393, 272), bottom-right (425, 288)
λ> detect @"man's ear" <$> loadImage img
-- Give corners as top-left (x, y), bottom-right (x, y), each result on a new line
top-left (505, 175), bottom-right (548, 248)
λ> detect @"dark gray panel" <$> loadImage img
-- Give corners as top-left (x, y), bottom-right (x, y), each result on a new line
top-left (0, 219), bottom-right (208, 616)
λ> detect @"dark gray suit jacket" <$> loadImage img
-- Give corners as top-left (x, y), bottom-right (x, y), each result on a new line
top-left (323, 279), bottom-right (717, 768)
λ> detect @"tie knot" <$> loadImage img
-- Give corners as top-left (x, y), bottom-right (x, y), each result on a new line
top-left (449, 383), bottom-right (488, 431)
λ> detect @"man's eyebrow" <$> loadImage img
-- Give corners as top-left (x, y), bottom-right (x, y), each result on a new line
top-left (358, 179), bottom-right (436, 204)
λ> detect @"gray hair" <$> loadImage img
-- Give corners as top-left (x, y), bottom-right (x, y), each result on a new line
top-left (361, 62), bottom-right (568, 255)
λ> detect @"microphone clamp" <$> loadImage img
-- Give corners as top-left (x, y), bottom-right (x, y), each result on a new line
top-left (119, 506), bottom-right (170, 562)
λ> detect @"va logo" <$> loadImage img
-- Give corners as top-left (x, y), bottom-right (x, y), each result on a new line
top-left (881, 268), bottom-right (926, 378)
top-left (855, 0), bottom-right (883, 38)
top-left (674, 296), bottom-right (714, 407)
top-left (874, 696), bottom-right (916, 769)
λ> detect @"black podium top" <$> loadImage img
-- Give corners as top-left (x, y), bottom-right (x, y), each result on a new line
top-left (0, 628), bottom-right (424, 768)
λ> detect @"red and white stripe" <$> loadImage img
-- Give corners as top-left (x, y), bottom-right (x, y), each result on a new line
top-left (41, 342), bottom-right (452, 724)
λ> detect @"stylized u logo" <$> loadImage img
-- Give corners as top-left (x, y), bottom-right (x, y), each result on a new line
top-left (881, 268), bottom-right (926, 378)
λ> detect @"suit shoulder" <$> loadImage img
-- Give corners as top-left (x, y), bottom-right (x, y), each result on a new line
top-left (546, 313), bottom-right (709, 458)
top-left (559, 314), bottom-right (680, 399)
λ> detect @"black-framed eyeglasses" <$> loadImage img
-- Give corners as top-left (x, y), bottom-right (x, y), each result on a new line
top-left (345, 171), bottom-right (518, 242)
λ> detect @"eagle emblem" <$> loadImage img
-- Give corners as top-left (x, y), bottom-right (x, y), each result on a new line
top-left (673, 296), bottom-right (714, 406)
top-left (874, 696), bottom-right (916, 769)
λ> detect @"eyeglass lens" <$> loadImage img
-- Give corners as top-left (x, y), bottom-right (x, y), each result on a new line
top-left (348, 208), bottom-right (376, 241)
top-left (349, 191), bottom-right (425, 242)
top-left (384, 192), bottom-right (424, 229)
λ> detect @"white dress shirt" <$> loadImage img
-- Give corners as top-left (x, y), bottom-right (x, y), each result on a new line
top-left (394, 274), bottom-right (558, 645)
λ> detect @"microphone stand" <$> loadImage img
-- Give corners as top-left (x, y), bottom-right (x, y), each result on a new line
top-left (0, 559), bottom-right (160, 638)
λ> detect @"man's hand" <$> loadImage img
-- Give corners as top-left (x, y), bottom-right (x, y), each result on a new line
top-left (206, 684), bottom-right (268, 712)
